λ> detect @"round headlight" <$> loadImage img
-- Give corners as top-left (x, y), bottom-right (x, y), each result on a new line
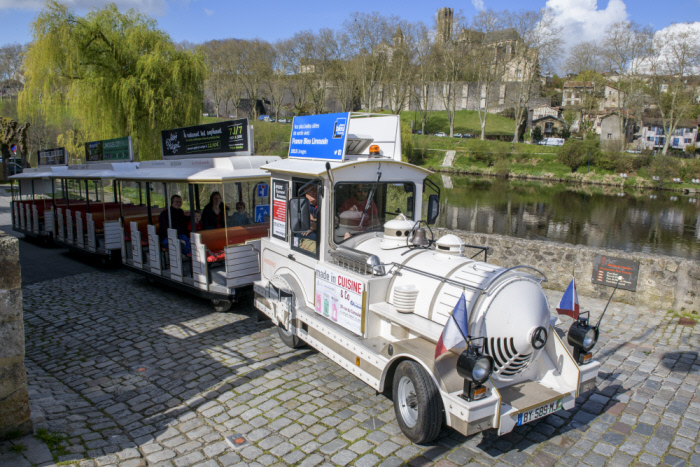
top-left (457, 350), bottom-right (494, 384)
top-left (472, 356), bottom-right (493, 383)
top-left (582, 327), bottom-right (598, 351)
top-left (567, 321), bottom-right (599, 352)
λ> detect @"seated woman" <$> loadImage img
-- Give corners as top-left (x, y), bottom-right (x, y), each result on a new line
top-left (230, 202), bottom-right (253, 226)
top-left (202, 192), bottom-right (227, 230)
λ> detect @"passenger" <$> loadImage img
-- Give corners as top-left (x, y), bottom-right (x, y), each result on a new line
top-left (187, 210), bottom-right (203, 232)
top-left (159, 194), bottom-right (191, 255)
top-left (202, 192), bottom-right (226, 230)
top-left (230, 202), bottom-right (252, 226)
top-left (297, 185), bottom-right (318, 253)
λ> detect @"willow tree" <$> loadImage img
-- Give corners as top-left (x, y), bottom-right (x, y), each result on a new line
top-left (19, 1), bottom-right (207, 161)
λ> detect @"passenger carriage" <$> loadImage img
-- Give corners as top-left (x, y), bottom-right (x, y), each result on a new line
top-left (114, 154), bottom-right (280, 312)
top-left (254, 113), bottom-right (601, 443)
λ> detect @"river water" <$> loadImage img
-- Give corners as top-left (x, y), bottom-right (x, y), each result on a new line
top-left (431, 174), bottom-right (700, 261)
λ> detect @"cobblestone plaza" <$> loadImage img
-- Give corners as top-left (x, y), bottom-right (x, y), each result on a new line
top-left (0, 264), bottom-right (698, 467)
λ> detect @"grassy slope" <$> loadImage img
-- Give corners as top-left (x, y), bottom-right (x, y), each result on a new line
top-left (399, 110), bottom-right (516, 136)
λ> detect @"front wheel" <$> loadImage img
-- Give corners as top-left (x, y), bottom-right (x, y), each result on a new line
top-left (392, 360), bottom-right (443, 444)
top-left (277, 323), bottom-right (306, 349)
top-left (211, 299), bottom-right (233, 313)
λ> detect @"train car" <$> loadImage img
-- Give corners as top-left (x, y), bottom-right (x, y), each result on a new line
top-left (9, 165), bottom-right (69, 243)
top-left (114, 154), bottom-right (280, 311)
top-left (48, 162), bottom-right (140, 264)
top-left (254, 113), bottom-right (601, 443)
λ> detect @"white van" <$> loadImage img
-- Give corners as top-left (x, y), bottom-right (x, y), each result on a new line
top-left (538, 138), bottom-right (565, 146)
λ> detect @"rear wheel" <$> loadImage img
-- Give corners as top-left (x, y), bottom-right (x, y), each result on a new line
top-left (277, 323), bottom-right (306, 349)
top-left (211, 299), bottom-right (233, 313)
top-left (392, 360), bottom-right (443, 444)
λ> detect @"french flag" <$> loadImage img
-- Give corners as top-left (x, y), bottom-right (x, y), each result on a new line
top-left (435, 293), bottom-right (469, 360)
top-left (557, 278), bottom-right (580, 320)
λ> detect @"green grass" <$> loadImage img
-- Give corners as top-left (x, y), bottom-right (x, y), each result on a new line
top-left (35, 428), bottom-right (68, 460)
top-left (9, 443), bottom-right (26, 454)
top-left (400, 109), bottom-right (516, 136)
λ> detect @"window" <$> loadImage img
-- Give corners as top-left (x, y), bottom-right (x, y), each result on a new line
top-left (334, 182), bottom-right (414, 244)
top-left (607, 133), bottom-right (613, 139)
top-left (647, 137), bottom-right (654, 142)
top-left (685, 138), bottom-right (692, 144)
top-left (544, 122), bottom-right (553, 133)
top-left (291, 179), bottom-right (321, 257)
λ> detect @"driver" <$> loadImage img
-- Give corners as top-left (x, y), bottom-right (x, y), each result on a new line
top-left (339, 184), bottom-right (377, 228)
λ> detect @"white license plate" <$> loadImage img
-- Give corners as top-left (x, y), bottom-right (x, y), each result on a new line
top-left (517, 398), bottom-right (563, 426)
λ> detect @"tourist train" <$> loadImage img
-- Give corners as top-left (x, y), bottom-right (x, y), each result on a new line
top-left (10, 114), bottom-right (601, 442)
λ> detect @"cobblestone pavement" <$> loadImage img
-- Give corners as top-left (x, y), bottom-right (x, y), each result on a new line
top-left (1, 269), bottom-right (699, 467)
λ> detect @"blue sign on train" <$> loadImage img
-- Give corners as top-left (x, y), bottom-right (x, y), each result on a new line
top-left (257, 183), bottom-right (269, 198)
top-left (288, 112), bottom-right (350, 161)
top-left (255, 205), bottom-right (270, 223)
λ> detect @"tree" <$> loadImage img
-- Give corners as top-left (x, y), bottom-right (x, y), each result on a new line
top-left (573, 70), bottom-right (606, 138)
top-left (0, 44), bottom-right (24, 101)
top-left (563, 41), bottom-right (604, 75)
top-left (0, 117), bottom-right (29, 180)
top-left (645, 23), bottom-right (700, 155)
top-left (200, 40), bottom-right (227, 117)
top-left (412, 22), bottom-right (435, 135)
top-left (221, 40), bottom-right (246, 118)
top-left (558, 139), bottom-right (601, 172)
top-left (238, 39), bottom-right (274, 121)
top-left (18, 2), bottom-right (207, 161)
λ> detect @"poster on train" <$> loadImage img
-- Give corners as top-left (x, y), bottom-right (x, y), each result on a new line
top-left (37, 147), bottom-right (67, 166)
top-left (272, 180), bottom-right (287, 241)
top-left (314, 265), bottom-right (365, 336)
top-left (160, 119), bottom-right (252, 158)
top-left (84, 137), bottom-right (133, 164)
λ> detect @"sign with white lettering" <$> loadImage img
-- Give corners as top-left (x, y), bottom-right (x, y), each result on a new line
top-left (84, 137), bottom-right (133, 164)
top-left (591, 255), bottom-right (639, 291)
top-left (314, 265), bottom-right (365, 336)
top-left (272, 180), bottom-right (288, 241)
top-left (161, 119), bottom-right (251, 158)
top-left (37, 147), bottom-right (67, 166)
top-left (289, 112), bottom-right (349, 161)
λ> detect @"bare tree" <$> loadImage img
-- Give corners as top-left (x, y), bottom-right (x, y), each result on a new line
top-left (266, 41), bottom-right (290, 122)
top-left (239, 39), bottom-right (274, 120)
top-left (0, 43), bottom-right (24, 102)
top-left (221, 40), bottom-right (245, 118)
top-left (383, 21), bottom-right (416, 115)
top-left (507, 8), bottom-right (562, 144)
top-left (200, 40), bottom-right (227, 117)
top-left (412, 22), bottom-right (435, 134)
top-left (328, 33), bottom-right (360, 112)
top-left (564, 41), bottom-right (604, 75)
top-left (601, 21), bottom-right (654, 145)
top-left (646, 24), bottom-right (700, 155)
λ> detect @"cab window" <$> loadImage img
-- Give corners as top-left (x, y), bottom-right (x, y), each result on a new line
top-left (291, 179), bottom-right (320, 257)
top-left (334, 182), bottom-right (414, 244)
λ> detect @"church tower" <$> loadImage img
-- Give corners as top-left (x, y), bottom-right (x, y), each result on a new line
top-left (437, 7), bottom-right (454, 45)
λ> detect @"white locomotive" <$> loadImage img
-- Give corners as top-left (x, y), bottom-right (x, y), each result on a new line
top-left (254, 113), bottom-right (600, 442)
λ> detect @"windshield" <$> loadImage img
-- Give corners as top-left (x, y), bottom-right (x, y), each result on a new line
top-left (334, 182), bottom-right (414, 243)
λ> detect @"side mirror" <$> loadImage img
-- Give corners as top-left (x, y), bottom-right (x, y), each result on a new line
top-left (427, 194), bottom-right (439, 225)
top-left (289, 197), bottom-right (310, 233)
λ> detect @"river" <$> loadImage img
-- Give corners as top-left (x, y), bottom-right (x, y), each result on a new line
top-left (431, 174), bottom-right (700, 261)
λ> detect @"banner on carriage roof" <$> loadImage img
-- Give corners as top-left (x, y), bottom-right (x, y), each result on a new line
top-left (160, 119), bottom-right (253, 159)
top-left (37, 147), bottom-right (67, 166)
top-left (84, 136), bottom-right (133, 164)
top-left (288, 112), bottom-right (349, 161)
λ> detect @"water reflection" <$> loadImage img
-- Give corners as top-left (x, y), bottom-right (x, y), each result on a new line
top-left (433, 175), bottom-right (700, 260)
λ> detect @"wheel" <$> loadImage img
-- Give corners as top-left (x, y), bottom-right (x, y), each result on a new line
top-left (392, 360), bottom-right (443, 444)
top-left (211, 299), bottom-right (233, 313)
top-left (277, 322), bottom-right (306, 349)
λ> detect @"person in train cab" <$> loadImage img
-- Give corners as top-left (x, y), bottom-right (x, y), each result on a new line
top-left (188, 210), bottom-right (203, 232)
top-left (298, 185), bottom-right (318, 252)
top-left (159, 194), bottom-right (191, 255)
top-left (202, 192), bottom-right (226, 230)
top-left (230, 202), bottom-right (252, 226)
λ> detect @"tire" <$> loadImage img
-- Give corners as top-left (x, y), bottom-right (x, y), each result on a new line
top-left (211, 299), bottom-right (233, 313)
top-left (392, 360), bottom-right (443, 444)
top-left (277, 322), bottom-right (306, 349)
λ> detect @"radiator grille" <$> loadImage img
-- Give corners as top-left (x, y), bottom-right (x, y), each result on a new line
top-left (484, 337), bottom-right (532, 377)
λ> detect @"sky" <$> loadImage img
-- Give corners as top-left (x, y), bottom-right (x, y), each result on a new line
top-left (0, 0), bottom-right (698, 49)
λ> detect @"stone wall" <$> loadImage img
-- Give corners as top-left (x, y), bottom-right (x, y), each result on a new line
top-left (0, 231), bottom-right (31, 439)
top-left (437, 228), bottom-right (700, 313)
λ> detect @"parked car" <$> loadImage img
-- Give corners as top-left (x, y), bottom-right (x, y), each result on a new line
top-left (259, 115), bottom-right (270, 121)
top-left (460, 134), bottom-right (475, 139)
top-left (434, 132), bottom-right (446, 137)
top-left (269, 118), bottom-right (276, 123)
top-left (453, 133), bottom-right (462, 138)
top-left (537, 138), bottom-right (565, 146)
top-left (202, 113), bottom-right (209, 117)
top-left (278, 118), bottom-right (289, 123)
top-left (415, 130), bottom-right (422, 135)
top-left (228, 115), bottom-right (236, 119)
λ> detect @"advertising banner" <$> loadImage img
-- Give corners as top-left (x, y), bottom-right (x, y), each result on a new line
top-left (288, 112), bottom-right (349, 161)
top-left (272, 180), bottom-right (288, 241)
top-left (161, 119), bottom-right (251, 158)
top-left (37, 147), bottom-right (67, 166)
top-left (84, 136), bottom-right (133, 164)
top-left (314, 265), bottom-right (365, 336)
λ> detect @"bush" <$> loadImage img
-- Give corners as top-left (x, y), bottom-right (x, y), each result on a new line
top-left (558, 139), bottom-right (601, 172)
top-left (531, 126), bottom-right (543, 143)
top-left (631, 153), bottom-right (652, 171)
top-left (649, 155), bottom-right (680, 181)
top-left (493, 154), bottom-right (511, 177)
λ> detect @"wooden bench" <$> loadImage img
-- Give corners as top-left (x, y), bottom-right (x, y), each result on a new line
top-left (196, 224), bottom-right (269, 262)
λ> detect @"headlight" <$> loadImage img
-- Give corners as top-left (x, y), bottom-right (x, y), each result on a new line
top-left (567, 320), bottom-right (598, 352)
top-left (457, 349), bottom-right (494, 385)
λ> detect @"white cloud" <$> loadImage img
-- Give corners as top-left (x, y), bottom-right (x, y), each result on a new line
top-left (545, 0), bottom-right (628, 47)
top-left (204, 8), bottom-right (213, 15)
top-left (0, 0), bottom-right (167, 16)
top-left (471, 0), bottom-right (484, 11)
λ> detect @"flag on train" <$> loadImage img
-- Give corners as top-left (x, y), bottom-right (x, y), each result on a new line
top-left (435, 292), bottom-right (469, 360)
top-left (556, 277), bottom-right (580, 319)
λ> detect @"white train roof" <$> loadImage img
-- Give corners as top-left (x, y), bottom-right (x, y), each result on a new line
top-left (115, 155), bottom-right (280, 182)
top-left (261, 156), bottom-right (431, 181)
top-left (9, 165), bottom-right (69, 180)
top-left (49, 162), bottom-right (140, 180)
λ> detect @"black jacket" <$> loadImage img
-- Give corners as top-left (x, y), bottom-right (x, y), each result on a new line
top-left (202, 203), bottom-right (225, 230)
top-left (159, 206), bottom-right (188, 239)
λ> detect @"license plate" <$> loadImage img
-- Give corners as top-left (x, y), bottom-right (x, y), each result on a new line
top-left (517, 399), bottom-right (563, 426)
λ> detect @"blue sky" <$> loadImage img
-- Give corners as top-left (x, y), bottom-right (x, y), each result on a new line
top-left (0, 0), bottom-right (698, 47)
